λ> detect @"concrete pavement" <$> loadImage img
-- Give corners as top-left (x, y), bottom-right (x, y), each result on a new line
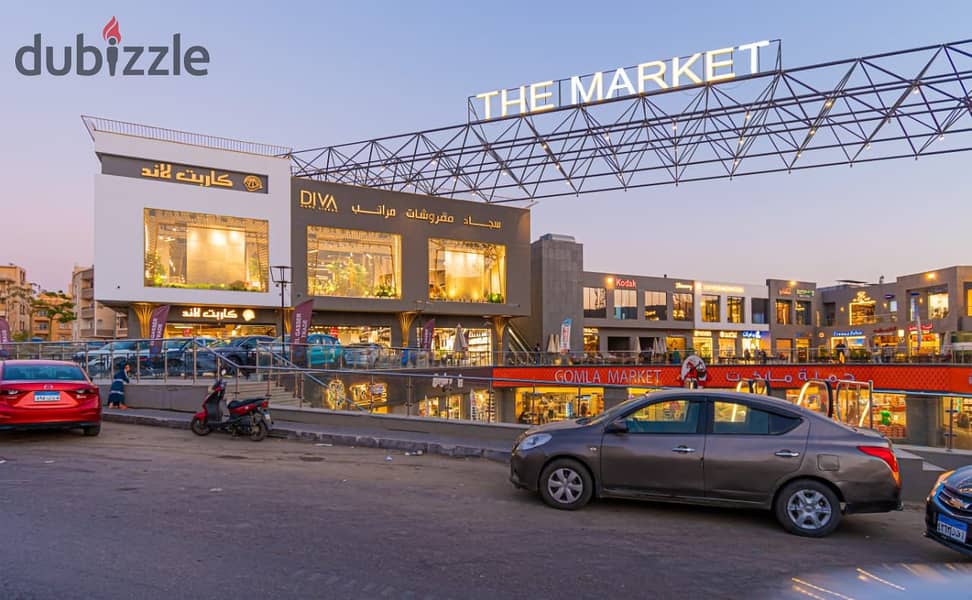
top-left (0, 423), bottom-right (962, 600)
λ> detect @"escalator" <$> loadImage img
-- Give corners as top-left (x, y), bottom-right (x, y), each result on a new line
top-left (504, 321), bottom-right (534, 366)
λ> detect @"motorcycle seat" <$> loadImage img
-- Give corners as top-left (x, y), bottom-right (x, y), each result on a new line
top-left (228, 397), bottom-right (268, 409)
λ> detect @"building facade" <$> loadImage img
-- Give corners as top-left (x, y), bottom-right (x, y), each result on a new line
top-left (71, 266), bottom-right (127, 340)
top-left (0, 264), bottom-right (30, 337)
top-left (89, 122), bottom-right (530, 354)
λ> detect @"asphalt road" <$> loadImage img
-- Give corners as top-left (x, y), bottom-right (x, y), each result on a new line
top-left (0, 424), bottom-right (965, 600)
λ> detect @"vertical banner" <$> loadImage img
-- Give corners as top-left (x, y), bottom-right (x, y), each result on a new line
top-left (422, 318), bottom-right (436, 351)
top-left (148, 305), bottom-right (171, 356)
top-left (911, 292), bottom-right (922, 353)
top-left (560, 318), bottom-right (572, 354)
top-left (0, 317), bottom-right (10, 355)
top-left (290, 299), bottom-right (315, 366)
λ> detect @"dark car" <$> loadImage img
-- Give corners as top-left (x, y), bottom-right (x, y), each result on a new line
top-left (509, 389), bottom-right (901, 537)
top-left (926, 465), bottom-right (972, 556)
top-left (210, 335), bottom-right (275, 375)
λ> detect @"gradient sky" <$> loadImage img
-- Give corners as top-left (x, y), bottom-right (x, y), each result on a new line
top-left (2, 0), bottom-right (970, 293)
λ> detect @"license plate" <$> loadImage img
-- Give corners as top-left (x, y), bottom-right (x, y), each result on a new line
top-left (33, 391), bottom-right (60, 403)
top-left (938, 514), bottom-right (968, 544)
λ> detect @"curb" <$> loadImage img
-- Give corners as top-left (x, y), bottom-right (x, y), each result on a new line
top-left (103, 412), bottom-right (512, 463)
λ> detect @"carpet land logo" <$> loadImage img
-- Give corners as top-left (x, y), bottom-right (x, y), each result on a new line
top-left (15, 16), bottom-right (210, 76)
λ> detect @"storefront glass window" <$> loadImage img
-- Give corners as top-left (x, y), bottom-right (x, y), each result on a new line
top-left (751, 298), bottom-right (768, 324)
top-left (673, 293), bottom-right (694, 321)
top-left (307, 226), bottom-right (401, 298)
top-left (945, 397), bottom-right (972, 450)
top-left (614, 289), bottom-right (637, 320)
top-left (795, 301), bottom-right (811, 325)
top-left (966, 289), bottom-right (972, 317)
top-left (702, 294), bottom-right (720, 323)
top-left (928, 291), bottom-right (949, 319)
top-left (583, 328), bottom-right (599, 353)
top-left (824, 302), bottom-right (836, 326)
top-left (583, 287), bottom-right (606, 318)
top-left (515, 387), bottom-right (604, 425)
top-left (873, 393), bottom-right (908, 440)
top-left (428, 238), bottom-right (506, 303)
top-left (775, 299), bottom-right (791, 325)
top-left (727, 296), bottom-right (744, 324)
top-left (644, 291), bottom-right (667, 321)
top-left (850, 299), bottom-right (876, 325)
top-left (144, 208), bottom-right (269, 292)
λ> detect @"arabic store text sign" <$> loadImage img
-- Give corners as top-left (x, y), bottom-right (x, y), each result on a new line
top-left (100, 155), bottom-right (268, 193)
top-left (177, 307), bottom-right (256, 322)
top-left (472, 41), bottom-right (772, 121)
top-left (296, 190), bottom-right (504, 230)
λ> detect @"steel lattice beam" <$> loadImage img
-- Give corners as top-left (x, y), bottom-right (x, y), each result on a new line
top-left (292, 40), bottom-right (972, 203)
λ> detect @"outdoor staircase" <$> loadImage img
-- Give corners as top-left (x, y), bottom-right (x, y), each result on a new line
top-left (225, 379), bottom-right (299, 407)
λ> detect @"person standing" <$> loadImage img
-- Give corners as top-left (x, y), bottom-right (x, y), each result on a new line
top-left (108, 361), bottom-right (131, 409)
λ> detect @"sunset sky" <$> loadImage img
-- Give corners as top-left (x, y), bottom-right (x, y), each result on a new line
top-left (2, 0), bottom-right (970, 292)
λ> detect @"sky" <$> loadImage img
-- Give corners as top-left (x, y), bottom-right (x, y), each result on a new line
top-left (1, 0), bottom-right (970, 292)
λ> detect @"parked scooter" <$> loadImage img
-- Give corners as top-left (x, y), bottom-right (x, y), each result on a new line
top-left (190, 379), bottom-right (272, 441)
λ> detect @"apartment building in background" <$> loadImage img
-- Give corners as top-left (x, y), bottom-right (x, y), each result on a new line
top-left (0, 264), bottom-right (30, 337)
top-left (71, 266), bottom-right (127, 340)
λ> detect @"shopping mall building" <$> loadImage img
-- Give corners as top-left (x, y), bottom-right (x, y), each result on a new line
top-left (87, 120), bottom-right (972, 448)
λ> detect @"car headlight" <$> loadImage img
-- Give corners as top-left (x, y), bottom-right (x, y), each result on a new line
top-left (933, 470), bottom-right (955, 492)
top-left (519, 433), bottom-right (552, 451)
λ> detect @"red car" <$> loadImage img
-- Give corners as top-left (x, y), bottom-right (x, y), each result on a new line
top-left (0, 360), bottom-right (102, 436)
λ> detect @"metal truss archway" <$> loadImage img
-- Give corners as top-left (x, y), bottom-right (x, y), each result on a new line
top-left (292, 40), bottom-right (972, 203)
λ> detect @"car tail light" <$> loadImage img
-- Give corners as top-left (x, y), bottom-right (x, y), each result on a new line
top-left (858, 445), bottom-right (900, 487)
top-left (0, 387), bottom-right (28, 402)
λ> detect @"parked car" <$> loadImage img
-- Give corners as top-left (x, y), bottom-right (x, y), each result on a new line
top-left (509, 389), bottom-right (901, 537)
top-left (265, 333), bottom-right (341, 367)
top-left (342, 343), bottom-right (383, 369)
top-left (926, 465), bottom-right (972, 556)
top-left (73, 340), bottom-right (142, 375)
top-left (210, 335), bottom-right (275, 375)
top-left (147, 337), bottom-right (219, 375)
top-left (0, 360), bottom-right (102, 436)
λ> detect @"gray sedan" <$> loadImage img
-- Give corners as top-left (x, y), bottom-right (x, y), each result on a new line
top-left (509, 389), bottom-right (901, 537)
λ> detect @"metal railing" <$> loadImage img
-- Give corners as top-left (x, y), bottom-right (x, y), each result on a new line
top-left (81, 115), bottom-right (292, 157)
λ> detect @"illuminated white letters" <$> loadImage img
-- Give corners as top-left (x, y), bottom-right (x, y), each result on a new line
top-left (605, 67), bottom-right (636, 98)
top-left (637, 61), bottom-right (668, 92)
top-left (570, 71), bottom-right (603, 105)
top-left (529, 80), bottom-right (555, 113)
top-left (472, 40), bottom-right (773, 121)
top-left (672, 52), bottom-right (703, 87)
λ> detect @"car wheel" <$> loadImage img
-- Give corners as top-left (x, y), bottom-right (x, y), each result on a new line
top-left (538, 459), bottom-right (593, 510)
top-left (82, 424), bottom-right (101, 436)
top-left (775, 479), bottom-right (841, 537)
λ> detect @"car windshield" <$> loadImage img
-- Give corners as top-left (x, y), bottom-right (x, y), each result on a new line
top-left (109, 341), bottom-right (137, 351)
top-left (3, 364), bottom-right (87, 381)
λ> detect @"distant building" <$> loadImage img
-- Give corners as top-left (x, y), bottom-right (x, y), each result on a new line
top-left (71, 266), bottom-right (127, 340)
top-left (0, 264), bottom-right (30, 337)
top-left (31, 291), bottom-right (74, 342)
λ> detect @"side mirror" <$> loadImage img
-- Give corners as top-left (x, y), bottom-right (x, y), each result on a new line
top-left (605, 420), bottom-right (628, 434)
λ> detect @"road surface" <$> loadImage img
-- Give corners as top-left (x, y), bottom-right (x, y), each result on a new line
top-left (0, 423), bottom-right (963, 599)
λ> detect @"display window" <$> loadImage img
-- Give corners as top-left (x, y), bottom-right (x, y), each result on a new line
top-left (144, 208), bottom-right (269, 292)
top-left (871, 393), bottom-right (907, 439)
top-left (307, 226), bottom-right (401, 299)
top-left (583, 328), bottom-right (599, 353)
top-left (348, 382), bottom-right (389, 413)
top-left (584, 288), bottom-right (607, 318)
top-left (702, 295), bottom-right (720, 322)
top-left (469, 390), bottom-right (496, 423)
top-left (515, 387), bottom-right (604, 425)
top-left (419, 395), bottom-right (463, 419)
top-left (667, 336), bottom-right (686, 352)
top-left (428, 238), bottom-right (506, 303)
top-left (672, 293), bottom-right (694, 321)
top-left (928, 290), bottom-right (949, 320)
top-left (945, 397), bottom-right (972, 450)
top-left (692, 336), bottom-right (713, 360)
top-left (909, 333), bottom-right (939, 356)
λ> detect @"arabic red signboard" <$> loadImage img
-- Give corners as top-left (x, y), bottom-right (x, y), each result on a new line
top-left (148, 305), bottom-right (170, 356)
top-left (491, 365), bottom-right (972, 394)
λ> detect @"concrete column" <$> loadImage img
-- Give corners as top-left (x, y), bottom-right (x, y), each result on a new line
top-left (905, 395), bottom-right (942, 447)
top-left (603, 387), bottom-right (629, 411)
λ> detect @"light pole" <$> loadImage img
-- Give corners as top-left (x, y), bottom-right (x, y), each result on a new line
top-left (270, 265), bottom-right (292, 362)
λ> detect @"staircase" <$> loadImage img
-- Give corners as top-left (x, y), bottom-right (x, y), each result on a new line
top-left (225, 379), bottom-right (299, 407)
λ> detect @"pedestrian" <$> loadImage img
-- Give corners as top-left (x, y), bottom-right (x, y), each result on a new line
top-left (108, 361), bottom-right (131, 409)
top-left (744, 349), bottom-right (751, 363)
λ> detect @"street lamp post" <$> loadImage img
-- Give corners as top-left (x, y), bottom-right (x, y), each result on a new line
top-left (270, 265), bottom-right (292, 363)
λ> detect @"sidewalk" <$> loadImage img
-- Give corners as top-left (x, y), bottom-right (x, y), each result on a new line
top-left (102, 408), bottom-right (513, 462)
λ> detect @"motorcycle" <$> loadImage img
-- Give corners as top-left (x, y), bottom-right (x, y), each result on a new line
top-left (190, 379), bottom-right (273, 441)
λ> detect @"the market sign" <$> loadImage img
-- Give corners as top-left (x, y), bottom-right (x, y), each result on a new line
top-left (471, 40), bottom-right (773, 121)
